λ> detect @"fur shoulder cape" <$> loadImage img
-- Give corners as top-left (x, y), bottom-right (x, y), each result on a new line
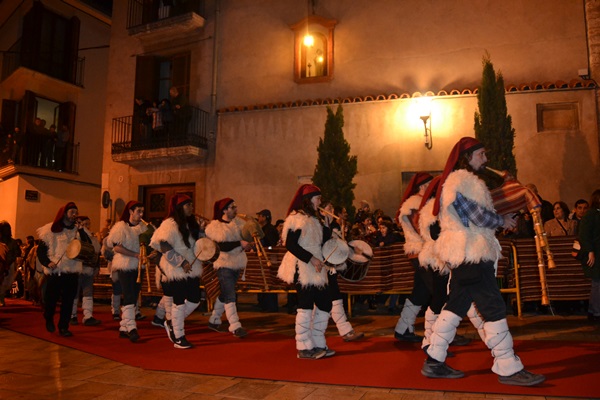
top-left (398, 194), bottom-right (424, 256)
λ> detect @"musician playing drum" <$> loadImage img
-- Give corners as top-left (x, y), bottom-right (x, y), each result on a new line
top-left (423, 137), bottom-right (545, 386)
top-left (321, 201), bottom-right (364, 342)
top-left (70, 216), bottom-right (102, 326)
top-left (36, 202), bottom-right (82, 337)
top-left (150, 194), bottom-right (202, 349)
top-left (106, 201), bottom-right (148, 343)
top-left (277, 184), bottom-right (332, 360)
top-left (205, 197), bottom-right (250, 338)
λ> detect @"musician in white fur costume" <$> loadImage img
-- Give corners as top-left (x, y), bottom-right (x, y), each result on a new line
top-left (36, 202), bottom-right (82, 337)
top-left (106, 200), bottom-right (148, 343)
top-left (150, 194), bottom-right (202, 349)
top-left (417, 177), bottom-right (473, 351)
top-left (393, 172), bottom-right (433, 342)
top-left (278, 184), bottom-right (333, 360)
top-left (70, 215), bottom-right (102, 327)
top-left (205, 197), bottom-right (250, 338)
top-left (423, 137), bottom-right (545, 387)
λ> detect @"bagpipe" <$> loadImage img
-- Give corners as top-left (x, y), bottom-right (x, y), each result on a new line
top-left (486, 167), bottom-right (555, 305)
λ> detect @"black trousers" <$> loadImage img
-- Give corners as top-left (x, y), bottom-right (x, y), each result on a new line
top-left (444, 260), bottom-right (506, 322)
top-left (408, 258), bottom-right (432, 306)
top-left (44, 273), bottom-right (78, 330)
top-left (170, 277), bottom-right (201, 305)
top-left (117, 270), bottom-right (139, 306)
top-left (295, 271), bottom-right (332, 312)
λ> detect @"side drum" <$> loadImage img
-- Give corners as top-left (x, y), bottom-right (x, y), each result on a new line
top-left (321, 237), bottom-right (350, 270)
top-left (338, 240), bottom-right (373, 282)
top-left (65, 239), bottom-right (98, 266)
top-left (195, 238), bottom-right (220, 264)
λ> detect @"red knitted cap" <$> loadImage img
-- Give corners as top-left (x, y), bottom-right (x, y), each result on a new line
top-left (213, 197), bottom-right (234, 221)
top-left (432, 137), bottom-right (484, 216)
top-left (167, 194), bottom-right (192, 218)
top-left (286, 184), bottom-right (321, 216)
top-left (120, 200), bottom-right (143, 222)
top-left (50, 202), bottom-right (78, 232)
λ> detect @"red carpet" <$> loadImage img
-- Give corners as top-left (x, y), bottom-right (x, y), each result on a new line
top-left (1, 300), bottom-right (598, 398)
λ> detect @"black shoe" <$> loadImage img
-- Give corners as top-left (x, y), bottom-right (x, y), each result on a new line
top-left (297, 348), bottom-right (327, 359)
top-left (135, 313), bottom-right (146, 321)
top-left (421, 358), bottom-right (464, 379)
top-left (450, 334), bottom-right (471, 346)
top-left (164, 320), bottom-right (175, 343)
top-left (128, 329), bottom-right (140, 343)
top-left (394, 330), bottom-right (422, 342)
top-left (498, 369), bottom-right (545, 386)
top-left (112, 313), bottom-right (120, 320)
top-left (207, 322), bottom-right (222, 332)
top-left (45, 320), bottom-right (56, 333)
top-left (59, 328), bottom-right (73, 337)
top-left (119, 330), bottom-right (129, 339)
top-left (173, 335), bottom-right (193, 349)
top-left (313, 347), bottom-right (336, 357)
top-left (70, 317), bottom-right (78, 325)
top-left (233, 327), bottom-right (248, 338)
top-left (151, 316), bottom-right (165, 327)
top-left (83, 317), bottom-right (101, 326)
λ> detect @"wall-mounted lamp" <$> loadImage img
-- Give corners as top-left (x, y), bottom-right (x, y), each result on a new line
top-left (417, 97), bottom-right (433, 150)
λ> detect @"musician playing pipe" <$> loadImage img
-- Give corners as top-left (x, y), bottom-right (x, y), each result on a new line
top-left (70, 215), bottom-right (102, 326)
top-left (205, 197), bottom-right (250, 338)
top-left (277, 184), bottom-right (332, 360)
top-left (36, 202), bottom-right (82, 337)
top-left (149, 194), bottom-right (202, 349)
top-left (423, 137), bottom-right (545, 386)
top-left (106, 201), bottom-right (148, 343)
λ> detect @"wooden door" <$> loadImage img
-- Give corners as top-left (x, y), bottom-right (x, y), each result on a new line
top-left (143, 184), bottom-right (195, 227)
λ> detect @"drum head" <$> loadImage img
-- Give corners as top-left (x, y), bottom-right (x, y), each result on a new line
top-left (65, 240), bottom-right (82, 259)
top-left (348, 240), bottom-right (373, 263)
top-left (322, 238), bottom-right (350, 265)
top-left (195, 238), bottom-right (220, 262)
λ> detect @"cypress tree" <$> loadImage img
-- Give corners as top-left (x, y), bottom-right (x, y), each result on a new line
top-left (474, 54), bottom-right (517, 187)
top-left (313, 105), bottom-right (358, 218)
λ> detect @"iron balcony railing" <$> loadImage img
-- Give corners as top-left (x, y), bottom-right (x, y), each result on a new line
top-left (111, 105), bottom-right (210, 155)
top-left (126, 0), bottom-right (206, 29)
top-left (1, 132), bottom-right (80, 174)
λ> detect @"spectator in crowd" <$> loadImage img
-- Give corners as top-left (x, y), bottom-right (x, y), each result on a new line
top-left (256, 209), bottom-right (280, 312)
top-left (544, 201), bottom-right (577, 237)
top-left (54, 125), bottom-right (70, 171)
top-left (354, 200), bottom-right (371, 225)
top-left (571, 199), bottom-right (590, 235)
top-left (0, 221), bottom-right (21, 306)
top-left (578, 189), bottom-right (600, 322)
top-left (10, 127), bottom-right (24, 165)
top-left (525, 184), bottom-right (554, 223)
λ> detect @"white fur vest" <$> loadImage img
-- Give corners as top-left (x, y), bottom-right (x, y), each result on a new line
top-left (150, 218), bottom-right (202, 280)
top-left (106, 221), bottom-right (148, 272)
top-left (36, 223), bottom-right (82, 275)
top-left (278, 211), bottom-right (328, 288)
top-left (399, 194), bottom-right (424, 256)
top-left (418, 198), bottom-right (448, 274)
top-left (205, 217), bottom-right (247, 271)
top-left (434, 169), bottom-right (502, 268)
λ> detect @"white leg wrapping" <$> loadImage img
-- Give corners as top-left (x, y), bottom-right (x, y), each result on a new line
top-left (312, 307), bottom-right (330, 349)
top-left (111, 294), bottom-right (121, 315)
top-left (120, 304), bottom-right (136, 332)
top-left (172, 303), bottom-right (186, 339)
top-left (295, 309), bottom-right (314, 350)
top-left (224, 302), bottom-right (242, 332)
top-left (467, 303), bottom-right (486, 342)
top-left (155, 296), bottom-right (166, 320)
top-left (422, 307), bottom-right (438, 349)
top-left (82, 296), bottom-right (94, 320)
top-left (209, 298), bottom-right (225, 325)
top-left (394, 298), bottom-right (421, 334)
top-left (483, 319), bottom-right (524, 376)
top-left (163, 296), bottom-right (173, 320)
top-left (184, 300), bottom-right (199, 318)
top-left (426, 310), bottom-right (461, 362)
top-left (331, 299), bottom-right (353, 337)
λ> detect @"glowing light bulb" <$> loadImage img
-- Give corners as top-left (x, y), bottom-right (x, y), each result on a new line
top-left (303, 34), bottom-right (314, 47)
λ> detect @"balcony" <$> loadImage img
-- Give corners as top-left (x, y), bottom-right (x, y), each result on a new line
top-left (0, 133), bottom-right (80, 179)
top-left (127, 0), bottom-right (206, 47)
top-left (1, 40), bottom-right (85, 87)
top-left (111, 106), bottom-right (211, 167)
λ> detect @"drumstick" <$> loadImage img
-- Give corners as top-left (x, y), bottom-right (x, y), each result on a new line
top-left (347, 243), bottom-right (373, 260)
top-left (323, 245), bottom-right (338, 264)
